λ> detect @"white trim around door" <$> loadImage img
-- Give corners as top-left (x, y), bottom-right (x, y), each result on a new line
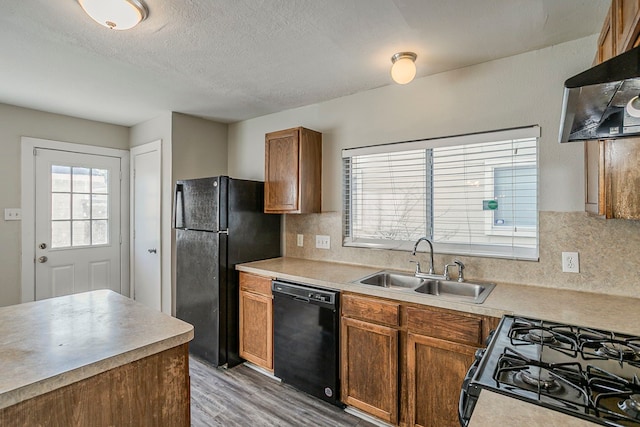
top-left (21, 137), bottom-right (130, 303)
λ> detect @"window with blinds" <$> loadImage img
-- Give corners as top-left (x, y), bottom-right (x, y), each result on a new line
top-left (342, 126), bottom-right (539, 260)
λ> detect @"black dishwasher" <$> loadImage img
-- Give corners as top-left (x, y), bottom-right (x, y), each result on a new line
top-left (272, 280), bottom-right (341, 406)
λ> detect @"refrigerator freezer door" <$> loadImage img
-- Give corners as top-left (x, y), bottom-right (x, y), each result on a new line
top-left (176, 229), bottom-right (222, 365)
top-left (175, 177), bottom-right (220, 232)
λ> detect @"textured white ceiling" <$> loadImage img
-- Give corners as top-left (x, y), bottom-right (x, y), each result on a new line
top-left (0, 1), bottom-right (609, 126)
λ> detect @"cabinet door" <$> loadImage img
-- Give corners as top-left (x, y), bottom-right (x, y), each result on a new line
top-left (585, 140), bottom-right (606, 216)
top-left (615, 0), bottom-right (640, 54)
top-left (598, 5), bottom-right (616, 63)
top-left (264, 128), bottom-right (300, 212)
top-left (239, 290), bottom-right (273, 370)
top-left (341, 317), bottom-right (398, 424)
top-left (606, 138), bottom-right (640, 219)
top-left (407, 333), bottom-right (476, 427)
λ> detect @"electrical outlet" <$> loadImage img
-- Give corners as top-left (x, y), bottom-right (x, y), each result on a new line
top-left (562, 252), bottom-right (580, 273)
top-left (4, 208), bottom-right (21, 221)
top-left (315, 235), bottom-right (330, 249)
top-left (297, 234), bottom-right (304, 247)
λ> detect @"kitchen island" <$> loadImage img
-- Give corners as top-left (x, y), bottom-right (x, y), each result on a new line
top-left (0, 290), bottom-right (194, 426)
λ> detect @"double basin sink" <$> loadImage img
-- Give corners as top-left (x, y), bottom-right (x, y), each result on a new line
top-left (352, 270), bottom-right (496, 304)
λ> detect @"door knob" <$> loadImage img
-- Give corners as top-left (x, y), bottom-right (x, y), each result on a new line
top-left (38, 256), bottom-right (48, 263)
top-left (39, 243), bottom-right (47, 249)
top-left (148, 248), bottom-right (157, 254)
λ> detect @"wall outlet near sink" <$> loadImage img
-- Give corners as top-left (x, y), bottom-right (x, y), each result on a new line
top-left (315, 235), bottom-right (330, 250)
top-left (297, 234), bottom-right (304, 247)
top-left (562, 252), bottom-right (580, 273)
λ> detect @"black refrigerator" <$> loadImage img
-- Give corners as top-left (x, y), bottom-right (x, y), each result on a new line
top-left (174, 176), bottom-right (281, 367)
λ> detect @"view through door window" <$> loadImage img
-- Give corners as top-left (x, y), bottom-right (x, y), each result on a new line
top-left (50, 165), bottom-right (110, 248)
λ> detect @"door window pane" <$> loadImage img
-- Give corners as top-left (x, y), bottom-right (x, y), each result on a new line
top-left (72, 194), bottom-right (91, 219)
top-left (92, 169), bottom-right (108, 194)
top-left (51, 194), bottom-right (71, 220)
top-left (52, 221), bottom-right (71, 248)
top-left (72, 167), bottom-right (91, 193)
top-left (50, 164), bottom-right (111, 248)
top-left (51, 166), bottom-right (71, 192)
top-left (92, 220), bottom-right (108, 245)
top-left (72, 221), bottom-right (91, 246)
top-left (92, 195), bottom-right (108, 219)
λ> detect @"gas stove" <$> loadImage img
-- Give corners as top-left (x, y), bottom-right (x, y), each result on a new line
top-left (465, 315), bottom-right (640, 426)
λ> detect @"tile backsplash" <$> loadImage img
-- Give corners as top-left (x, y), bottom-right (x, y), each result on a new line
top-left (284, 211), bottom-right (640, 297)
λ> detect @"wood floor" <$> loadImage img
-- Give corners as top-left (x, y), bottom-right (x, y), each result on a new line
top-left (190, 356), bottom-right (376, 427)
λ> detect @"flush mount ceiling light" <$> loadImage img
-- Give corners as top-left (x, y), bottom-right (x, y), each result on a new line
top-left (390, 52), bottom-right (417, 85)
top-left (78, 0), bottom-right (148, 30)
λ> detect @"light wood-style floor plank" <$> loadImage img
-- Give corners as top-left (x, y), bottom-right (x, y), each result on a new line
top-left (190, 356), bottom-right (376, 427)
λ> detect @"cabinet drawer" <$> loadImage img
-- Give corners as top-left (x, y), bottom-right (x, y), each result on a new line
top-left (342, 294), bottom-right (400, 327)
top-left (406, 306), bottom-right (482, 346)
top-left (239, 272), bottom-right (272, 296)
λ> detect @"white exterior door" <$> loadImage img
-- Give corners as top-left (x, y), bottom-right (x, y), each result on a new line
top-left (131, 141), bottom-right (161, 311)
top-left (34, 148), bottom-right (122, 300)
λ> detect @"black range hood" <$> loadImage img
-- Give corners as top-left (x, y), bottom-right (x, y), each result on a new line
top-left (559, 45), bottom-right (640, 143)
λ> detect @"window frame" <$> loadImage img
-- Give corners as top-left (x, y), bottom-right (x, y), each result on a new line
top-left (342, 126), bottom-right (540, 260)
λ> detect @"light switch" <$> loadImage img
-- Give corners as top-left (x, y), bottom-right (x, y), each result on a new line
top-left (4, 208), bottom-right (22, 221)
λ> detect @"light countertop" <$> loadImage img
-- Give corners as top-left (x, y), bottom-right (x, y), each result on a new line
top-left (237, 257), bottom-right (640, 335)
top-left (0, 290), bottom-right (193, 410)
top-left (237, 256), bottom-right (639, 426)
top-left (468, 391), bottom-right (597, 426)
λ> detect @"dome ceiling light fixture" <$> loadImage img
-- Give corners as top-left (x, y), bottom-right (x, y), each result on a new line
top-left (78, 0), bottom-right (149, 30)
top-left (390, 52), bottom-right (417, 85)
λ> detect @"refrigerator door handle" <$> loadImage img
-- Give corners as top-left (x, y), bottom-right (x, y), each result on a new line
top-left (174, 183), bottom-right (185, 229)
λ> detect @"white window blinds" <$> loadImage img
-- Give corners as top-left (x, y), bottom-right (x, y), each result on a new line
top-left (342, 126), bottom-right (540, 260)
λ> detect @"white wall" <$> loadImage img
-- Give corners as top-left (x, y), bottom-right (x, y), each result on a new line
top-left (130, 112), bottom-right (228, 315)
top-left (130, 112), bottom-right (173, 314)
top-left (0, 103), bottom-right (128, 307)
top-left (228, 35), bottom-right (597, 213)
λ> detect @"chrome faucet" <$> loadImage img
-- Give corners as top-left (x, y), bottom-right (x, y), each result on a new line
top-left (444, 259), bottom-right (466, 282)
top-left (454, 259), bottom-right (465, 282)
top-left (411, 237), bottom-right (435, 275)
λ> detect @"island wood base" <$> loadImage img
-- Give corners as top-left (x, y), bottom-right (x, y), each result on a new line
top-left (0, 343), bottom-right (190, 426)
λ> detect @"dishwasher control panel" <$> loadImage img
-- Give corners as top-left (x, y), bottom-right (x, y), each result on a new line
top-left (272, 280), bottom-right (337, 306)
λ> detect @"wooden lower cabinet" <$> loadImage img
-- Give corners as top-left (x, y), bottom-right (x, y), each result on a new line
top-left (341, 317), bottom-right (399, 424)
top-left (340, 292), bottom-right (499, 427)
top-left (239, 272), bottom-right (273, 371)
top-left (407, 334), bottom-right (476, 427)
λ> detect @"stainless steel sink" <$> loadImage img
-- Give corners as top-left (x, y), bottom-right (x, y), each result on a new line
top-left (413, 279), bottom-right (495, 303)
top-left (356, 270), bottom-right (425, 289)
top-left (352, 270), bottom-right (496, 304)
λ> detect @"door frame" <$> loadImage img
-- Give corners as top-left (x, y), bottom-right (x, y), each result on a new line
top-left (130, 140), bottom-right (162, 309)
top-left (21, 137), bottom-right (130, 303)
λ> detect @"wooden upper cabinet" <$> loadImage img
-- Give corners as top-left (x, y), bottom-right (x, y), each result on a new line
top-left (588, 1), bottom-right (640, 220)
top-left (597, 5), bottom-right (616, 63)
top-left (615, 0), bottom-right (640, 54)
top-left (606, 138), bottom-right (640, 219)
top-left (585, 140), bottom-right (606, 216)
top-left (585, 138), bottom-right (640, 219)
top-left (264, 127), bottom-right (322, 214)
